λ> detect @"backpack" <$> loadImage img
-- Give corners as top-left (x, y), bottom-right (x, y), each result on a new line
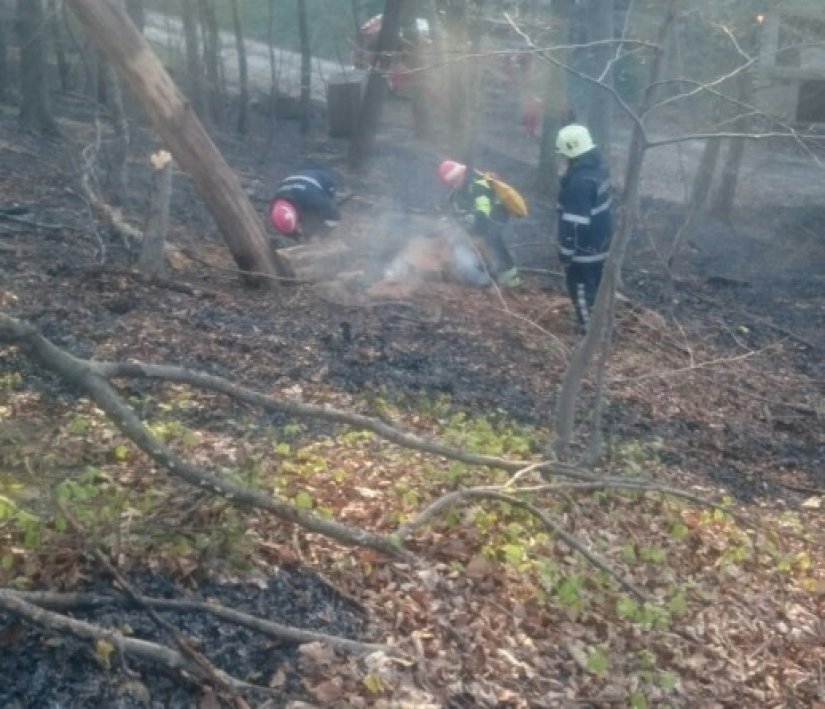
top-left (479, 171), bottom-right (529, 218)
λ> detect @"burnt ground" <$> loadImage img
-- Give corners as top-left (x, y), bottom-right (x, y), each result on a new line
top-left (0, 72), bottom-right (823, 706)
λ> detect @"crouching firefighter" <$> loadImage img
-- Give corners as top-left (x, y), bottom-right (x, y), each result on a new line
top-left (437, 160), bottom-right (523, 289)
top-left (269, 168), bottom-right (341, 241)
top-left (555, 125), bottom-right (613, 332)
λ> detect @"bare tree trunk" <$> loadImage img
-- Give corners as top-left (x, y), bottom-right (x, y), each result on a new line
top-left (0, 13), bottom-right (10, 101)
top-left (553, 0), bottom-right (678, 460)
top-left (228, 0), bottom-right (248, 135)
top-left (138, 150), bottom-right (172, 280)
top-left (297, 0), bottom-right (311, 134)
top-left (350, 0), bottom-right (361, 38)
top-left (536, 0), bottom-right (572, 195)
top-left (64, 0), bottom-right (285, 285)
top-left (583, 0), bottom-right (613, 158)
top-left (197, 0), bottom-right (223, 125)
top-left (711, 69), bottom-right (753, 223)
top-left (180, 0), bottom-right (207, 120)
top-left (17, 0), bottom-right (59, 134)
top-left (349, 0), bottom-right (405, 169)
top-left (48, 0), bottom-right (71, 93)
top-left (443, 0), bottom-right (468, 155)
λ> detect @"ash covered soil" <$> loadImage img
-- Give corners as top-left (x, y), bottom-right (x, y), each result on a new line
top-left (0, 82), bottom-right (823, 706)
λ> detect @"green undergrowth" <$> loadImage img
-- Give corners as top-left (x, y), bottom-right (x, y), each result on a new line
top-left (1, 386), bottom-right (819, 702)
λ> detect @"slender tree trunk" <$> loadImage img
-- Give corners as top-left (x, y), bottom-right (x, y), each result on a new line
top-left (553, 0), bottom-right (678, 460)
top-left (0, 14), bottom-right (10, 101)
top-left (536, 0), bottom-right (572, 195)
top-left (349, 0), bottom-right (405, 169)
top-left (64, 0), bottom-right (285, 285)
top-left (228, 0), bottom-right (248, 135)
top-left (351, 0), bottom-right (361, 39)
top-left (197, 0), bottom-right (223, 124)
top-left (48, 0), bottom-right (71, 93)
top-left (711, 69), bottom-right (753, 223)
top-left (180, 0), bottom-right (207, 120)
top-left (583, 0), bottom-right (613, 159)
top-left (17, 0), bottom-right (59, 134)
top-left (443, 0), bottom-right (468, 153)
top-left (297, 0), bottom-right (311, 134)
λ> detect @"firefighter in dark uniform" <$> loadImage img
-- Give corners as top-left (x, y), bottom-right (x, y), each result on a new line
top-left (555, 125), bottom-right (613, 331)
top-left (437, 159), bottom-right (522, 288)
top-left (269, 168), bottom-right (341, 238)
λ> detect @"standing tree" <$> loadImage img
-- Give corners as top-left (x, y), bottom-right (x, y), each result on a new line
top-left (582, 0), bottom-right (614, 156)
top-left (181, 0), bottom-right (207, 121)
top-left (228, 0), bottom-right (248, 135)
top-left (349, 0), bottom-right (405, 169)
top-left (17, 0), bottom-right (59, 134)
top-left (197, 0), bottom-right (223, 125)
top-left (297, 0), bottom-right (311, 134)
top-left (64, 0), bottom-right (286, 284)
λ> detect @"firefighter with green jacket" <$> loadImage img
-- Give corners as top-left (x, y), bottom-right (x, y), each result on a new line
top-left (438, 160), bottom-right (522, 288)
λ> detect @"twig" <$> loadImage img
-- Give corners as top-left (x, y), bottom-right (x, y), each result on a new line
top-left (14, 591), bottom-right (396, 656)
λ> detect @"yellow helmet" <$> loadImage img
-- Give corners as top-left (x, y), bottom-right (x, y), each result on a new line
top-left (555, 124), bottom-right (595, 159)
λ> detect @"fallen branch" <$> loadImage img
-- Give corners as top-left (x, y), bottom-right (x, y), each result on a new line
top-left (0, 589), bottom-right (258, 692)
top-left (397, 487), bottom-right (650, 600)
top-left (14, 590), bottom-right (397, 656)
top-left (0, 312), bottom-right (407, 559)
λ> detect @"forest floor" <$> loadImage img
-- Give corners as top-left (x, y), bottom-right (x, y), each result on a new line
top-left (0, 48), bottom-right (824, 709)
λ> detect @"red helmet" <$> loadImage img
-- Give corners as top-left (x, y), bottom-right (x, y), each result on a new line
top-left (438, 160), bottom-right (466, 189)
top-left (270, 199), bottom-right (298, 234)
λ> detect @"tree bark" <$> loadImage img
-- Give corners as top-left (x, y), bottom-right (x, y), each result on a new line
top-left (228, 0), bottom-right (248, 135)
top-left (124, 0), bottom-right (144, 32)
top-left (297, 0), bottom-right (311, 134)
top-left (64, 0), bottom-right (286, 285)
top-left (17, 0), bottom-right (59, 134)
top-left (349, 0), bottom-right (405, 169)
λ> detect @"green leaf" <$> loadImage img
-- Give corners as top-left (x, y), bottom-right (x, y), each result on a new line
top-left (630, 692), bottom-right (648, 709)
top-left (1, 554), bottom-right (14, 570)
top-left (112, 444), bottom-right (130, 462)
top-left (616, 595), bottom-right (639, 620)
top-left (585, 648), bottom-right (609, 675)
top-left (294, 491), bottom-right (314, 510)
top-left (658, 670), bottom-right (679, 691)
top-left (668, 591), bottom-right (688, 616)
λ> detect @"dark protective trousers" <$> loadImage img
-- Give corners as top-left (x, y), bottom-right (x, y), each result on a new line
top-left (475, 221), bottom-right (515, 277)
top-left (565, 261), bottom-right (604, 327)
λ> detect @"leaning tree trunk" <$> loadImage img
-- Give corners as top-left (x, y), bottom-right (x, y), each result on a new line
top-left (180, 0), bottom-right (207, 121)
top-left (228, 0), bottom-right (248, 135)
top-left (552, 0), bottom-right (678, 460)
top-left (297, 0), bottom-right (311, 134)
top-left (17, 0), bottom-right (59, 134)
top-left (125, 0), bottom-right (144, 33)
top-left (349, 0), bottom-right (405, 169)
top-left (64, 0), bottom-right (286, 285)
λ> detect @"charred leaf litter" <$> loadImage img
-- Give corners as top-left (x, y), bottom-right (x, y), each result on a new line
top-left (0, 568), bottom-right (367, 707)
